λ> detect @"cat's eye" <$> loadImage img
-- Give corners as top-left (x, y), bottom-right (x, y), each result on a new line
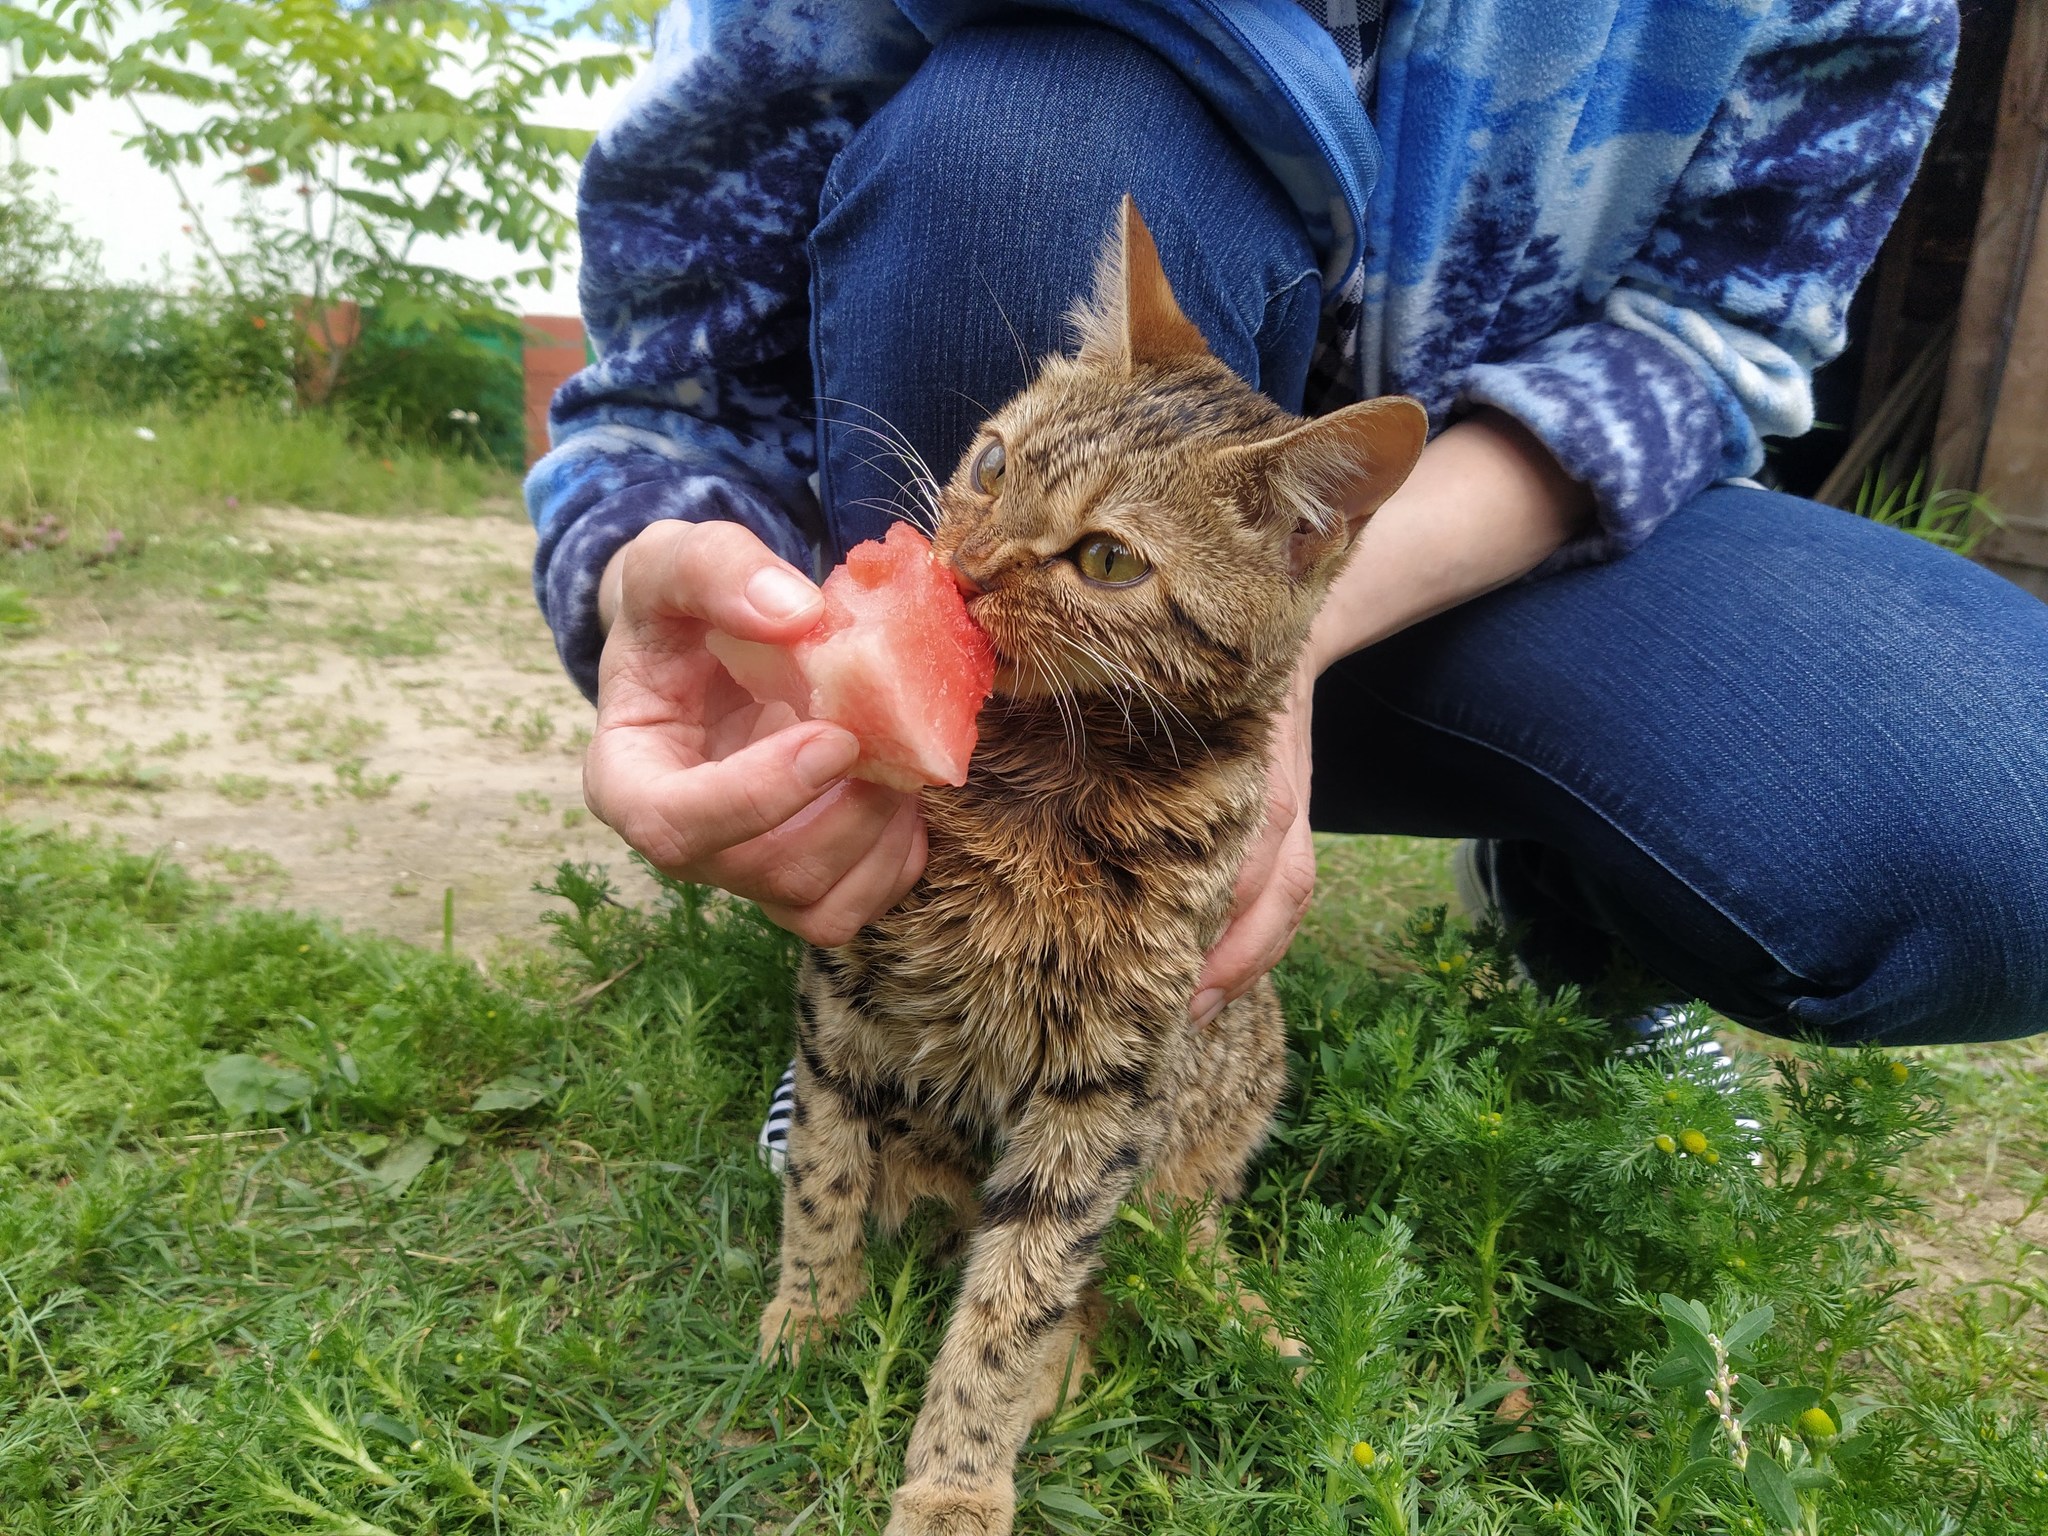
top-left (1072, 534), bottom-right (1151, 587)
top-left (970, 439), bottom-right (1006, 496)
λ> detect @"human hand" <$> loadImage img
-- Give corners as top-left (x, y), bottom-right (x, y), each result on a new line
top-left (584, 520), bottom-right (926, 946)
top-left (1190, 664), bottom-right (1317, 1026)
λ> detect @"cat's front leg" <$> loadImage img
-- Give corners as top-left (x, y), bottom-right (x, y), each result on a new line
top-left (758, 1050), bottom-right (883, 1360)
top-left (886, 1090), bottom-right (1159, 1536)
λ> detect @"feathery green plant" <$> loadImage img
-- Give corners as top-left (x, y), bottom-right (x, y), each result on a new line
top-left (0, 832), bottom-right (2043, 1533)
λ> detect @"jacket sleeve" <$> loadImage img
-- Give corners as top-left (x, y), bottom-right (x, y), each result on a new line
top-left (525, 0), bottom-right (926, 700)
top-left (1457, 0), bottom-right (1958, 567)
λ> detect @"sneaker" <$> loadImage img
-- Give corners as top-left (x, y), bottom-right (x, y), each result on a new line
top-left (1452, 839), bottom-right (1746, 1109)
top-left (1451, 837), bottom-right (1506, 931)
top-left (1619, 1002), bottom-right (1740, 1094)
top-left (758, 1062), bottom-right (797, 1174)
top-left (1623, 1001), bottom-right (1761, 1158)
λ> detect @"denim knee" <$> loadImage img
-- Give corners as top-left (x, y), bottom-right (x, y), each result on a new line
top-left (1795, 801), bottom-right (2048, 1047)
top-left (809, 20), bottom-right (1322, 552)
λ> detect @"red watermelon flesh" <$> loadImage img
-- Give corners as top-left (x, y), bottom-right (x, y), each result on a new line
top-left (706, 522), bottom-right (996, 792)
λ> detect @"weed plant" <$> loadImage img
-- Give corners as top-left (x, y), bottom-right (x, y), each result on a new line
top-left (0, 827), bottom-right (2043, 1533)
top-left (0, 168), bottom-right (528, 463)
top-left (0, 403), bottom-right (516, 625)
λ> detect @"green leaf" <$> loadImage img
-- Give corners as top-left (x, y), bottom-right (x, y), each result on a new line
top-left (1650, 1350), bottom-right (1707, 1390)
top-left (1745, 1452), bottom-right (1803, 1531)
top-left (1522, 1274), bottom-right (1604, 1312)
top-left (0, 73), bottom-right (96, 136)
top-left (204, 1054), bottom-right (312, 1118)
top-left (1032, 1488), bottom-right (1106, 1521)
top-left (364, 1136), bottom-right (438, 1198)
top-left (1653, 1456), bottom-right (1730, 1502)
top-left (421, 1114), bottom-right (467, 1147)
top-left (1721, 1304), bottom-right (1777, 1359)
top-left (1456, 1379), bottom-right (1524, 1415)
top-left (1659, 1295), bottom-right (1715, 1337)
top-left (1741, 1385), bottom-right (1822, 1430)
top-left (1485, 1432), bottom-right (1546, 1456)
top-left (467, 1072), bottom-right (563, 1114)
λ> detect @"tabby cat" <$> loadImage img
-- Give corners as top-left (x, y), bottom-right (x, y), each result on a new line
top-left (759, 198), bottom-right (1426, 1536)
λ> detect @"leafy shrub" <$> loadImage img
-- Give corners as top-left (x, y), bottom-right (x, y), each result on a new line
top-left (0, 167), bottom-right (522, 461)
top-left (1, 832), bottom-right (2041, 1534)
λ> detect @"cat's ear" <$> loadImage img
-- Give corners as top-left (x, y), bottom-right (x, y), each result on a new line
top-left (1221, 396), bottom-right (1429, 580)
top-left (1073, 195), bottom-right (1210, 372)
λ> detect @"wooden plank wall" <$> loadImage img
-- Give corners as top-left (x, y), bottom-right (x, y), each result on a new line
top-left (1932, 1), bottom-right (2048, 598)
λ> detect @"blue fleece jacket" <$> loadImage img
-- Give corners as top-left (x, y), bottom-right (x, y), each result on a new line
top-left (528, 0), bottom-right (1955, 699)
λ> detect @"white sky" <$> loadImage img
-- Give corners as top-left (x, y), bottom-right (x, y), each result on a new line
top-left (3, 27), bottom-right (641, 316)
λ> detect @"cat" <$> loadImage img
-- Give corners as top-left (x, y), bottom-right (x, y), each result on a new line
top-left (758, 197), bottom-right (1426, 1536)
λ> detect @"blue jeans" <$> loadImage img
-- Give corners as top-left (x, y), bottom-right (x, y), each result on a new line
top-left (808, 20), bottom-right (2048, 1047)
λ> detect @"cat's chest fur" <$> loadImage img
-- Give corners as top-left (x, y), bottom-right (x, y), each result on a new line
top-left (813, 717), bottom-right (1268, 1134)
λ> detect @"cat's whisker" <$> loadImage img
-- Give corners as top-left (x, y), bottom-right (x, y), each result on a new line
top-left (843, 426), bottom-right (944, 521)
top-left (1053, 629), bottom-right (1209, 769)
top-left (1048, 631), bottom-right (1146, 756)
top-left (844, 458), bottom-right (939, 534)
top-left (973, 267), bottom-right (1034, 390)
top-left (841, 441), bottom-right (942, 533)
top-left (1031, 648), bottom-right (1086, 766)
top-left (817, 398), bottom-right (948, 515)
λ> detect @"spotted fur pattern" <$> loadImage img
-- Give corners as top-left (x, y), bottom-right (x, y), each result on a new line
top-left (758, 201), bottom-right (1425, 1536)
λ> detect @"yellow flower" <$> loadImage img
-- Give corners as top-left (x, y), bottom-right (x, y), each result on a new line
top-left (1890, 1061), bottom-right (1911, 1084)
top-left (1851, 1075), bottom-right (1869, 1090)
top-left (1679, 1129), bottom-right (1709, 1156)
top-left (1704, 1150), bottom-right (1721, 1166)
top-left (1654, 1134), bottom-right (1678, 1155)
top-left (1798, 1406), bottom-right (1837, 1439)
top-left (1663, 1088), bottom-right (1682, 1104)
top-left (1351, 1440), bottom-right (1377, 1469)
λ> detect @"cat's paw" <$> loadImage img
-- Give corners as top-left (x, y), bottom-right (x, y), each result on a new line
top-left (885, 1479), bottom-right (1015, 1536)
top-left (756, 1295), bottom-right (837, 1363)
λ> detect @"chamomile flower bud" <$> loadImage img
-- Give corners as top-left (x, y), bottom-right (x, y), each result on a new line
top-left (1798, 1407), bottom-right (1837, 1440)
top-left (1654, 1134), bottom-right (1678, 1155)
top-left (1679, 1129), bottom-right (1709, 1156)
top-left (1351, 1440), bottom-right (1377, 1469)
top-left (1890, 1061), bottom-right (1910, 1084)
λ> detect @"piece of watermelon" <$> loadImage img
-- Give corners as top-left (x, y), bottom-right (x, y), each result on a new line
top-left (707, 523), bottom-right (996, 792)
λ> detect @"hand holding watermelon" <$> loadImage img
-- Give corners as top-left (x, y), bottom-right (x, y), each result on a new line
top-left (583, 520), bottom-right (929, 947)
top-left (706, 523), bottom-right (996, 793)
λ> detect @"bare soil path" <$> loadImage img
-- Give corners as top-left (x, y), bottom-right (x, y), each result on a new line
top-left (0, 501), bottom-right (654, 953)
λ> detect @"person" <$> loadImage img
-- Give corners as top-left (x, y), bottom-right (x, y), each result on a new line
top-left (526, 0), bottom-right (2048, 1124)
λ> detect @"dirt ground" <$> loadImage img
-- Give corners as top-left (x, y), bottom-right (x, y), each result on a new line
top-left (6, 501), bottom-right (2042, 1338)
top-left (0, 502), bottom-right (656, 954)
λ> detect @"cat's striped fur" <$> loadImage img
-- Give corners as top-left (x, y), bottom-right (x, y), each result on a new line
top-left (759, 200), bottom-right (1425, 1536)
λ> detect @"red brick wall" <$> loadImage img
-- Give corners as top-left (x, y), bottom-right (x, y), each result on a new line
top-left (523, 315), bottom-right (587, 468)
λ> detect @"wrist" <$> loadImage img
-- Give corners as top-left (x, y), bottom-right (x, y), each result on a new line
top-left (1311, 407), bottom-right (1592, 664)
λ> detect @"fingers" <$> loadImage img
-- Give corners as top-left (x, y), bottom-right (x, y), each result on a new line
top-left (702, 778), bottom-right (911, 907)
top-left (1193, 811), bottom-right (1316, 1025)
top-left (588, 720), bottom-right (861, 874)
top-left (618, 518), bottom-right (823, 641)
top-left (761, 792), bottom-right (929, 947)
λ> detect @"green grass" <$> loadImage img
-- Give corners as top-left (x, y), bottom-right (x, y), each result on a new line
top-left (0, 401), bottom-right (519, 623)
top-left (3, 824), bottom-right (2045, 1533)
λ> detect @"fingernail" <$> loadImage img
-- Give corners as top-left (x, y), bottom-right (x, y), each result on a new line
top-left (794, 728), bottom-right (859, 788)
top-left (747, 567), bottom-right (818, 623)
top-left (1190, 989), bottom-right (1225, 1027)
